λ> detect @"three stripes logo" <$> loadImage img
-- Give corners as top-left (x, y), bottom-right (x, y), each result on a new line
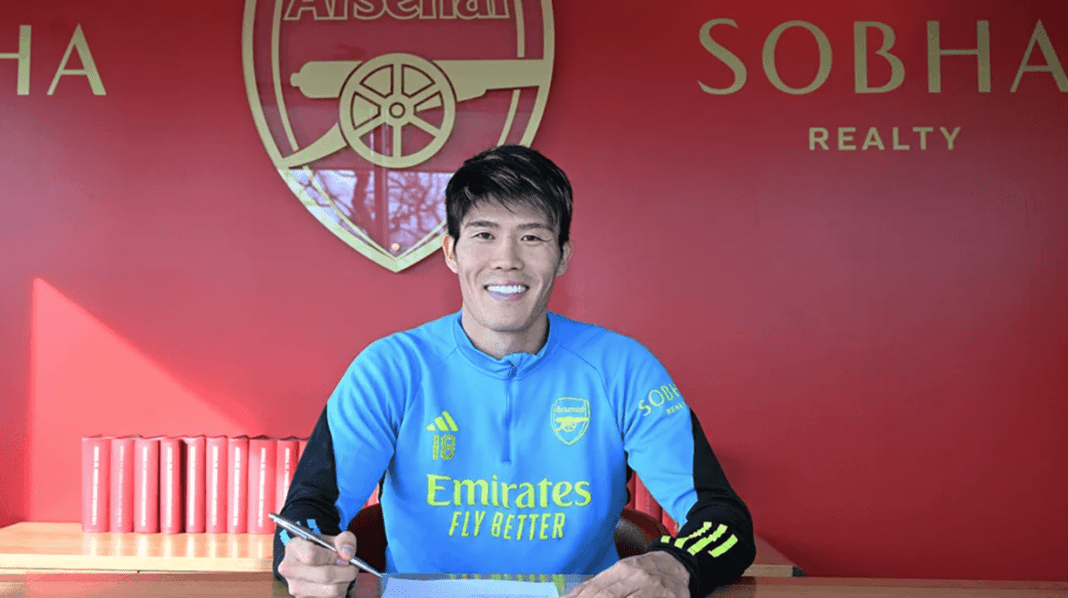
top-left (426, 410), bottom-right (458, 460)
top-left (661, 522), bottom-right (738, 558)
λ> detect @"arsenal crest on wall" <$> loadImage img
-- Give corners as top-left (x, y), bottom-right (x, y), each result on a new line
top-left (243, 0), bottom-right (555, 271)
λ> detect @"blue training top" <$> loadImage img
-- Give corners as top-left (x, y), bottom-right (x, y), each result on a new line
top-left (275, 312), bottom-right (754, 597)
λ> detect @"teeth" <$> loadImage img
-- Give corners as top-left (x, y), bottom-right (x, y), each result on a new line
top-left (487, 285), bottom-right (524, 294)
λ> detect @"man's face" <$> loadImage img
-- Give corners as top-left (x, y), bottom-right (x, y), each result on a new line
top-left (443, 201), bottom-right (572, 356)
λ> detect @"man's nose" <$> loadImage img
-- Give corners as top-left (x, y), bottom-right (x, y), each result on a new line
top-left (490, 239), bottom-right (522, 269)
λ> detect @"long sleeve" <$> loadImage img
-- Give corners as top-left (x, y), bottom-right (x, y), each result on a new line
top-left (272, 407), bottom-right (344, 582)
top-left (272, 338), bottom-right (403, 582)
top-left (613, 338), bottom-right (754, 597)
top-left (645, 411), bottom-right (755, 598)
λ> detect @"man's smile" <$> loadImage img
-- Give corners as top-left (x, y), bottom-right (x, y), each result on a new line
top-left (443, 201), bottom-right (571, 357)
top-left (486, 284), bottom-right (528, 300)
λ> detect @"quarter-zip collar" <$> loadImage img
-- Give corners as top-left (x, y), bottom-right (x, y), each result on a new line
top-left (451, 310), bottom-right (558, 378)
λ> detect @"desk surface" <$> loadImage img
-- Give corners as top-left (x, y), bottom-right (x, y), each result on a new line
top-left (0, 573), bottom-right (1065, 598)
top-left (0, 523), bottom-right (801, 576)
top-left (0, 523), bottom-right (272, 573)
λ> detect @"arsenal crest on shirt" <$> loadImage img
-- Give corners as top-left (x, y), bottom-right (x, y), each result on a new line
top-left (551, 397), bottom-right (590, 446)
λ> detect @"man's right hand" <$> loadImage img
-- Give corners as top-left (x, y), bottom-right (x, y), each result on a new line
top-left (277, 530), bottom-right (359, 598)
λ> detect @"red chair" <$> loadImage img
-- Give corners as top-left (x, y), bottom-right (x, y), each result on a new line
top-left (615, 506), bottom-right (670, 558)
top-left (346, 503), bottom-right (389, 572)
top-left (346, 504), bottom-right (669, 571)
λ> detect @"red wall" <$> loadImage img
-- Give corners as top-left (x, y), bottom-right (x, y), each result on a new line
top-left (2, 0), bottom-right (1066, 581)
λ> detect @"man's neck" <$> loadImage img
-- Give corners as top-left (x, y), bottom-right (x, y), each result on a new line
top-left (461, 313), bottom-right (550, 360)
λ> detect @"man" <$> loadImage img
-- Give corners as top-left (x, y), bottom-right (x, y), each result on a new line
top-left (274, 145), bottom-right (755, 598)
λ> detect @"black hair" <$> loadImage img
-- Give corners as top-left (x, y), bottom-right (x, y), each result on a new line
top-left (445, 145), bottom-right (572, 248)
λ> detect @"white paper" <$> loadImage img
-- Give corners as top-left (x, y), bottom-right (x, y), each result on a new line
top-left (381, 577), bottom-right (560, 598)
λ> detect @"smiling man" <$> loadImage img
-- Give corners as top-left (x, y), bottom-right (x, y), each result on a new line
top-left (274, 145), bottom-right (755, 598)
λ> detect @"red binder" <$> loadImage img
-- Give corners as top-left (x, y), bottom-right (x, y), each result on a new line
top-left (275, 437), bottom-right (300, 512)
top-left (109, 436), bottom-right (135, 532)
top-left (159, 438), bottom-right (183, 533)
top-left (80, 436), bottom-right (110, 532)
top-left (205, 436), bottom-right (228, 533)
top-left (246, 436), bottom-right (277, 534)
top-left (227, 436), bottom-right (249, 533)
top-left (133, 437), bottom-right (160, 533)
top-left (183, 436), bottom-right (206, 533)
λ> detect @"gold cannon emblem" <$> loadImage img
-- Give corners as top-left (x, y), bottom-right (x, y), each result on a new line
top-left (551, 397), bottom-right (589, 445)
top-left (554, 415), bottom-right (586, 433)
top-left (243, 0), bottom-right (555, 272)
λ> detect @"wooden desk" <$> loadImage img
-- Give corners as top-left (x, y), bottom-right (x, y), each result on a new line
top-left (0, 522), bottom-right (801, 576)
top-left (0, 573), bottom-right (1064, 598)
top-left (0, 523), bottom-right (272, 573)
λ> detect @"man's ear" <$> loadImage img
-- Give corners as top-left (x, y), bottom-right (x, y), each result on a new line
top-left (556, 241), bottom-right (573, 277)
top-left (442, 235), bottom-right (459, 274)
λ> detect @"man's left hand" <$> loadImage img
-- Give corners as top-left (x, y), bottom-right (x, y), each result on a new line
top-left (564, 551), bottom-right (689, 598)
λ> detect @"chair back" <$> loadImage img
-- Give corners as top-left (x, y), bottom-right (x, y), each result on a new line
top-left (347, 503), bottom-right (388, 572)
top-left (614, 507), bottom-right (669, 558)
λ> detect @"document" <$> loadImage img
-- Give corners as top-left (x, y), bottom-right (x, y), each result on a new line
top-left (380, 577), bottom-right (560, 598)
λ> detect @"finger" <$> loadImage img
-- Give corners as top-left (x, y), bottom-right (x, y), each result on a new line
top-left (288, 561), bottom-right (359, 586)
top-left (279, 559), bottom-right (357, 593)
top-left (332, 530), bottom-right (357, 563)
top-left (562, 577), bottom-right (591, 598)
top-left (566, 569), bottom-right (608, 597)
top-left (285, 577), bottom-right (354, 598)
top-left (567, 556), bottom-right (683, 598)
top-left (569, 581), bottom-right (630, 598)
top-left (565, 569), bottom-right (626, 598)
top-left (278, 538), bottom-right (358, 598)
top-left (284, 538), bottom-right (328, 563)
top-left (287, 537), bottom-right (343, 567)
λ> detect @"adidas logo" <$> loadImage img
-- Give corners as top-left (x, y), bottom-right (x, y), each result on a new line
top-left (425, 411), bottom-right (459, 432)
top-left (663, 522), bottom-right (738, 558)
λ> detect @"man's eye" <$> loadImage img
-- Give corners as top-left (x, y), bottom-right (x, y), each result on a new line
top-left (473, 232), bottom-right (493, 240)
top-left (522, 235), bottom-right (545, 242)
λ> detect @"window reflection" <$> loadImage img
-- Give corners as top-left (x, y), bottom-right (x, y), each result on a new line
top-left (290, 168), bottom-right (449, 257)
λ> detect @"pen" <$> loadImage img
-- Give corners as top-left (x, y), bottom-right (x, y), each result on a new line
top-left (269, 512), bottom-right (383, 578)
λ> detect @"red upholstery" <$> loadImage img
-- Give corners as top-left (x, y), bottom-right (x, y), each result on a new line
top-left (614, 507), bottom-right (670, 558)
top-left (346, 503), bottom-right (388, 572)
